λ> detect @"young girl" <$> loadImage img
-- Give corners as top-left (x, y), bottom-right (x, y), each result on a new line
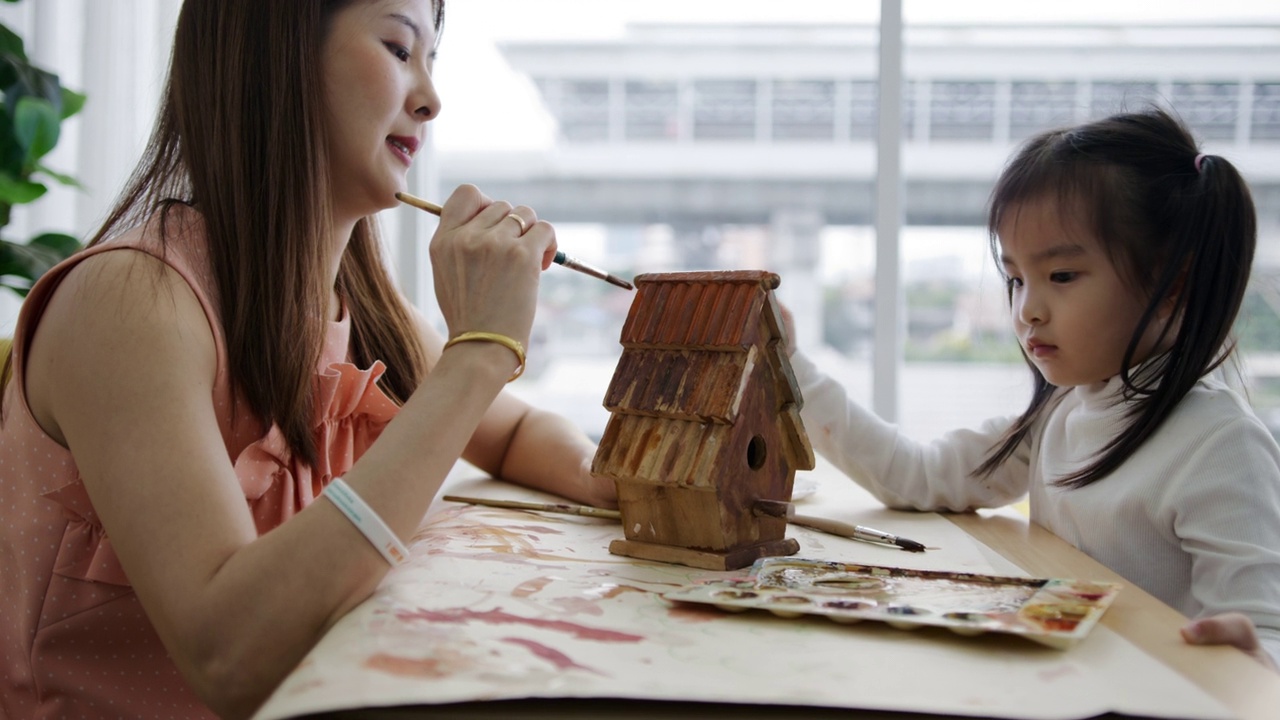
top-left (0, 1), bottom-right (614, 718)
top-left (786, 108), bottom-right (1280, 670)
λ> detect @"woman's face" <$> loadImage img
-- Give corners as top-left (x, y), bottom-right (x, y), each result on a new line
top-left (321, 0), bottom-right (441, 223)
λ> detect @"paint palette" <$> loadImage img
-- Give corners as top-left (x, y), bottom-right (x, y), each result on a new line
top-left (663, 558), bottom-right (1121, 649)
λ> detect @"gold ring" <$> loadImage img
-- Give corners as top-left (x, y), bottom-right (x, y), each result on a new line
top-left (504, 212), bottom-right (528, 234)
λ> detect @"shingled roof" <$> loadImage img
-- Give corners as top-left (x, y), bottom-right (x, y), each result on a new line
top-left (594, 270), bottom-right (813, 484)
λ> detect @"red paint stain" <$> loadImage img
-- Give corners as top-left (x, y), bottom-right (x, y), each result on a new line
top-left (502, 637), bottom-right (606, 675)
top-left (1037, 665), bottom-right (1081, 683)
top-left (364, 652), bottom-right (449, 678)
top-left (398, 606), bottom-right (645, 643)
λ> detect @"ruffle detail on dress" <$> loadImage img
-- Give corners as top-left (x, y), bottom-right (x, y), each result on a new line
top-left (234, 360), bottom-right (400, 534)
top-left (42, 360), bottom-right (400, 587)
top-left (42, 479), bottom-right (132, 586)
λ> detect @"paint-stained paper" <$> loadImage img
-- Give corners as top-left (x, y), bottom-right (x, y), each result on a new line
top-left (252, 475), bottom-right (1231, 720)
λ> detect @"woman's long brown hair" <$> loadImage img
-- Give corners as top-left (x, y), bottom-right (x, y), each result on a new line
top-left (2, 0), bottom-right (444, 465)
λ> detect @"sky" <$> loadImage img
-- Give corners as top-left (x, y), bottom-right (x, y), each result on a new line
top-left (429, 0), bottom-right (1280, 151)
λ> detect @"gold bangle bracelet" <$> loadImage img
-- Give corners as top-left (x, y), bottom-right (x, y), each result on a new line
top-left (443, 331), bottom-right (526, 382)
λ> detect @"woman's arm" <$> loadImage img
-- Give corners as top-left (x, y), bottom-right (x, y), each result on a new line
top-left (407, 303), bottom-right (617, 509)
top-left (28, 188), bottom-right (553, 719)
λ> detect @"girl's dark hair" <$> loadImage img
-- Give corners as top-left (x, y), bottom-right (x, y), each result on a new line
top-left (974, 107), bottom-right (1256, 488)
top-left (4, 0), bottom-right (446, 464)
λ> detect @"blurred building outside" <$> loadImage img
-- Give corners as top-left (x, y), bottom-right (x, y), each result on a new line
top-left (440, 20), bottom-right (1280, 442)
top-left (2, 4), bottom-right (1279, 445)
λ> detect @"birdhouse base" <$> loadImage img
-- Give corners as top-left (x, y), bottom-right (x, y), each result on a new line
top-left (608, 537), bottom-right (800, 571)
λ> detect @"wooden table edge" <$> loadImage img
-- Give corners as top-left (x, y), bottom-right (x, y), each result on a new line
top-left (946, 511), bottom-right (1280, 720)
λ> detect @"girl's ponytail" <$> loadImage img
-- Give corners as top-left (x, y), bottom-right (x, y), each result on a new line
top-left (977, 108), bottom-right (1257, 488)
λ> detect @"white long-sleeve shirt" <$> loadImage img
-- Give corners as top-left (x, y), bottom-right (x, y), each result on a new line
top-left (791, 351), bottom-right (1280, 665)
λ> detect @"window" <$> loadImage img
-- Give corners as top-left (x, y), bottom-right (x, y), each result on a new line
top-left (848, 80), bottom-right (877, 139)
top-left (1171, 82), bottom-right (1240, 141)
top-left (625, 81), bottom-right (679, 141)
top-left (693, 80), bottom-right (757, 140)
top-left (1090, 81), bottom-right (1159, 118)
top-left (539, 78), bottom-right (610, 142)
top-left (928, 81), bottom-right (995, 140)
top-left (1009, 81), bottom-right (1077, 138)
top-left (772, 80), bottom-right (835, 141)
top-left (1252, 83), bottom-right (1280, 141)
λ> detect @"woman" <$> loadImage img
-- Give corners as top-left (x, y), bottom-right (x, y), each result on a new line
top-left (0, 1), bottom-right (614, 717)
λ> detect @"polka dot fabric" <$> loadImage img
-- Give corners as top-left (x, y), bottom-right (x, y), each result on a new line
top-left (0, 207), bottom-right (399, 717)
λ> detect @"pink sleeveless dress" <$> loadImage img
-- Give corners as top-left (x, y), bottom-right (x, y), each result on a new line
top-left (0, 207), bottom-right (401, 718)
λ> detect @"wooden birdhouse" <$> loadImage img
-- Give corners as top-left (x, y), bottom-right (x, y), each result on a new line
top-left (591, 270), bottom-right (815, 570)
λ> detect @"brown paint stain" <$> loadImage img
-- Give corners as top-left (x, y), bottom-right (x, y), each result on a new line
top-left (512, 576), bottom-right (556, 598)
top-left (665, 602), bottom-right (727, 623)
top-left (364, 652), bottom-right (450, 678)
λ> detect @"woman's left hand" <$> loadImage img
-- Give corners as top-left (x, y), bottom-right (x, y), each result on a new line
top-left (567, 455), bottom-right (618, 510)
top-left (1181, 612), bottom-right (1278, 671)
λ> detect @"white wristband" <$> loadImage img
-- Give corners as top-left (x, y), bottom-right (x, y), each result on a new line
top-left (322, 477), bottom-right (410, 566)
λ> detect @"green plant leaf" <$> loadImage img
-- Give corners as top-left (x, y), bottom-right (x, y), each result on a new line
top-left (13, 95), bottom-right (58, 168)
top-left (35, 163), bottom-right (81, 189)
top-left (60, 87), bottom-right (85, 120)
top-left (0, 24), bottom-right (25, 61)
top-left (5, 63), bottom-right (62, 120)
top-left (0, 105), bottom-right (20, 178)
top-left (0, 170), bottom-right (45, 204)
top-left (28, 231), bottom-right (81, 258)
top-left (0, 236), bottom-right (60, 281)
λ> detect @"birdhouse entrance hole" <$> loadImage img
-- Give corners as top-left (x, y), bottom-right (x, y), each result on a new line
top-left (747, 435), bottom-right (767, 470)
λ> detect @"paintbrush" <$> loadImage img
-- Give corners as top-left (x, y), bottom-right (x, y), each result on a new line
top-left (752, 499), bottom-right (926, 553)
top-left (442, 494), bottom-right (623, 520)
top-left (443, 494), bottom-right (927, 552)
top-left (395, 191), bottom-right (634, 290)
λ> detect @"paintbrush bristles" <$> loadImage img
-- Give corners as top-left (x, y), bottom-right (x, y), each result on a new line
top-left (395, 191), bottom-right (442, 215)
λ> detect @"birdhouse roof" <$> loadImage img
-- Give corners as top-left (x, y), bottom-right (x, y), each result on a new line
top-left (598, 270), bottom-right (812, 470)
top-left (619, 270), bottom-right (779, 350)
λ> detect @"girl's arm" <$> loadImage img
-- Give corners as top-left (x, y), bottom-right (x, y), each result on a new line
top-left (407, 302), bottom-right (617, 509)
top-left (789, 349), bottom-right (1028, 512)
top-left (779, 303), bottom-right (1027, 511)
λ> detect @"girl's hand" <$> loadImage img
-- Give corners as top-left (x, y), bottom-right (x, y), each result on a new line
top-left (429, 184), bottom-right (557, 348)
top-left (1181, 613), bottom-right (1278, 671)
top-left (779, 302), bottom-right (798, 357)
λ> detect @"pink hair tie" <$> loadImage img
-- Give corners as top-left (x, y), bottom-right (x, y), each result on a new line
top-left (1194, 153), bottom-right (1208, 174)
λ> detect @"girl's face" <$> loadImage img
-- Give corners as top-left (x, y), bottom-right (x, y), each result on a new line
top-left (322, 0), bottom-right (441, 223)
top-left (997, 199), bottom-right (1173, 388)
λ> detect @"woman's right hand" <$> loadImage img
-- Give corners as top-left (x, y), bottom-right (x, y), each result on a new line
top-left (429, 184), bottom-right (557, 349)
